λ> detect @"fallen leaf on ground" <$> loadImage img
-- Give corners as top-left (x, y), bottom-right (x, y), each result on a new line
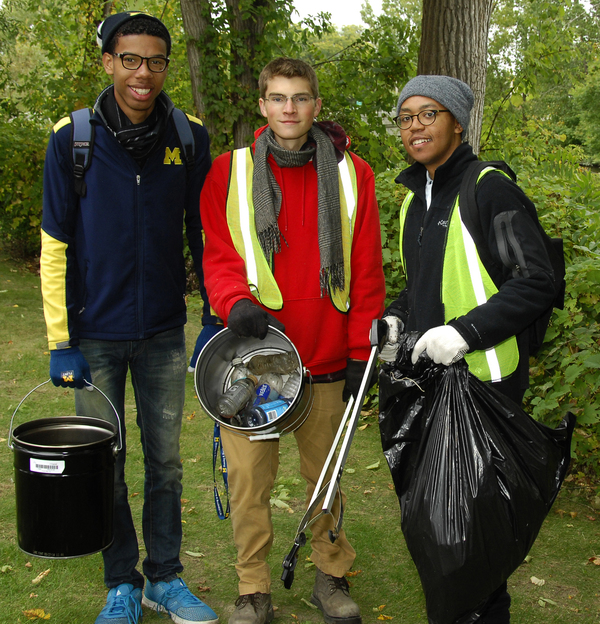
top-left (588, 556), bottom-right (600, 565)
top-left (1, 565), bottom-right (13, 573)
top-left (538, 597), bottom-right (557, 606)
top-left (301, 598), bottom-right (318, 609)
top-left (185, 551), bottom-right (205, 558)
top-left (358, 424), bottom-right (369, 431)
top-left (530, 576), bottom-right (545, 586)
top-left (345, 570), bottom-right (362, 577)
top-left (197, 585), bottom-right (211, 592)
top-left (377, 614), bottom-right (393, 620)
top-left (31, 569), bottom-right (50, 585)
top-left (23, 608), bottom-right (51, 620)
top-left (366, 460), bottom-right (380, 470)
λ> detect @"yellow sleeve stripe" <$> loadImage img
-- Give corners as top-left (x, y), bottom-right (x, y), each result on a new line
top-left (40, 230), bottom-right (71, 350)
top-left (53, 116), bottom-right (72, 133)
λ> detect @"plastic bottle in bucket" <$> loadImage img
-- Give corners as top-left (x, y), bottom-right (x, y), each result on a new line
top-left (253, 372), bottom-right (283, 405)
top-left (280, 371), bottom-right (301, 400)
top-left (230, 357), bottom-right (252, 383)
top-left (247, 351), bottom-right (298, 376)
top-left (216, 375), bottom-right (258, 418)
top-left (241, 398), bottom-right (291, 427)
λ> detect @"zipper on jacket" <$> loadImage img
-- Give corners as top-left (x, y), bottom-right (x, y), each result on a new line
top-left (135, 173), bottom-right (145, 337)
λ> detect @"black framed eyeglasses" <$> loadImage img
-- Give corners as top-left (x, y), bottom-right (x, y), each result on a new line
top-left (393, 109), bottom-right (451, 130)
top-left (113, 53), bottom-right (170, 73)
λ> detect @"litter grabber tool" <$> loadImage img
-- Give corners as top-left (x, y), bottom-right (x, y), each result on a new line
top-left (281, 319), bottom-right (386, 589)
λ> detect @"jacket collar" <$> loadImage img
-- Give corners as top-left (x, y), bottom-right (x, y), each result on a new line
top-left (395, 142), bottom-right (477, 194)
top-left (91, 85), bottom-right (175, 129)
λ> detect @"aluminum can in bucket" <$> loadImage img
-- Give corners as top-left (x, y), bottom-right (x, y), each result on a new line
top-left (8, 381), bottom-right (121, 558)
top-left (195, 326), bottom-right (313, 436)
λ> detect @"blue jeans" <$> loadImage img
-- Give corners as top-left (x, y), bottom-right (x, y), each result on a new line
top-left (75, 327), bottom-right (187, 588)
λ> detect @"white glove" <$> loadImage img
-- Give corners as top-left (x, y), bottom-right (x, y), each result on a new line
top-left (378, 316), bottom-right (404, 363)
top-left (411, 325), bottom-right (469, 366)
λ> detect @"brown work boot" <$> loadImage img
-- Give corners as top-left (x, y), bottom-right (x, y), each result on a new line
top-left (229, 593), bottom-right (274, 624)
top-left (310, 568), bottom-right (362, 624)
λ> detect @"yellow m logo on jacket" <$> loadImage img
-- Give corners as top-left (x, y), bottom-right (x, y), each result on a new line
top-left (164, 147), bottom-right (183, 165)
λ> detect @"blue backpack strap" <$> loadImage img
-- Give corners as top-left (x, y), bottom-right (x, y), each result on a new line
top-left (69, 108), bottom-right (95, 198)
top-left (171, 108), bottom-right (195, 172)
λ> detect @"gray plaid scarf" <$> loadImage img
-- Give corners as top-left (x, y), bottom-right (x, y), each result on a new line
top-left (252, 124), bottom-right (345, 294)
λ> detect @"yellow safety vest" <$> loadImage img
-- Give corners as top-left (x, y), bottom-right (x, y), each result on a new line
top-left (226, 147), bottom-right (359, 312)
top-left (398, 168), bottom-right (519, 382)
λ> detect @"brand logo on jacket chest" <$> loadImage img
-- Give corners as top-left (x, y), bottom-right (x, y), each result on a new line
top-left (164, 147), bottom-right (183, 165)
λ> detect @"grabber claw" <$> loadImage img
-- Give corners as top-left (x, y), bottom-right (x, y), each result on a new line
top-left (281, 532), bottom-right (307, 589)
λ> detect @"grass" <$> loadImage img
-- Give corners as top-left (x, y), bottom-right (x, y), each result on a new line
top-left (0, 248), bottom-right (599, 623)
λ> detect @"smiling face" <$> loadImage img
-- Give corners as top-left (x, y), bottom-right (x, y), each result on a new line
top-left (259, 76), bottom-right (322, 151)
top-left (102, 33), bottom-right (168, 125)
top-left (399, 95), bottom-right (463, 178)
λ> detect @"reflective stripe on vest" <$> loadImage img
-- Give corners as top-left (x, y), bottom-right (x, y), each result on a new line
top-left (226, 147), bottom-right (359, 312)
top-left (398, 170), bottom-right (519, 382)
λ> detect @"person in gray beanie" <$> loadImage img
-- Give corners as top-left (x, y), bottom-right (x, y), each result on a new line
top-left (377, 74), bottom-right (557, 623)
top-left (396, 74), bottom-right (474, 137)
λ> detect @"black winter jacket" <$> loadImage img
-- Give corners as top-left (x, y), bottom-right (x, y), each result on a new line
top-left (389, 143), bottom-right (555, 394)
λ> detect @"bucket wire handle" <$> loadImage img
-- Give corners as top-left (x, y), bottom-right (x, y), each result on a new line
top-left (8, 379), bottom-right (123, 452)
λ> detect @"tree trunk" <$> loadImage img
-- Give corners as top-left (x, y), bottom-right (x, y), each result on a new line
top-left (180, 0), bottom-right (273, 150)
top-left (179, 0), bottom-right (218, 139)
top-left (224, 0), bottom-right (269, 148)
top-left (417, 0), bottom-right (493, 153)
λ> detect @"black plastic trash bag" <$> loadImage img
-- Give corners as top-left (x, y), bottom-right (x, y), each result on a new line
top-left (379, 332), bottom-right (575, 624)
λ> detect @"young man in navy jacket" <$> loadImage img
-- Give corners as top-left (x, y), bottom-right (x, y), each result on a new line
top-left (40, 12), bottom-right (219, 624)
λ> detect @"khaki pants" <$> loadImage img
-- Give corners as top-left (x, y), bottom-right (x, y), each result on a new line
top-left (221, 380), bottom-right (356, 595)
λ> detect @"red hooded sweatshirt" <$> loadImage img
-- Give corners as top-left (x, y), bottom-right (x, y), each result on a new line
top-left (200, 125), bottom-right (385, 376)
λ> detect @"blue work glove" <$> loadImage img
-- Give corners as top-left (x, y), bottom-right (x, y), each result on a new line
top-left (49, 347), bottom-right (91, 389)
top-left (188, 324), bottom-right (224, 372)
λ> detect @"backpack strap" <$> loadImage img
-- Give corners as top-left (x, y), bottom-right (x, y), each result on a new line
top-left (69, 108), bottom-right (95, 198)
top-left (171, 108), bottom-right (196, 173)
top-left (458, 160), bottom-right (517, 284)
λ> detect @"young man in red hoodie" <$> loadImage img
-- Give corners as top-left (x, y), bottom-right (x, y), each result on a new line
top-left (200, 57), bottom-right (385, 624)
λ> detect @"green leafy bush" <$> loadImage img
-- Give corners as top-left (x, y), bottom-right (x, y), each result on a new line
top-left (0, 117), bottom-right (48, 257)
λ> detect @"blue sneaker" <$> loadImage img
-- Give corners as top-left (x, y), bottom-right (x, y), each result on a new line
top-left (142, 577), bottom-right (219, 624)
top-left (95, 583), bottom-right (142, 624)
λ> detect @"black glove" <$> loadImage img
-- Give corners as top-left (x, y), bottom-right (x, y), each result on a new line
top-left (227, 299), bottom-right (285, 339)
top-left (342, 358), bottom-right (376, 402)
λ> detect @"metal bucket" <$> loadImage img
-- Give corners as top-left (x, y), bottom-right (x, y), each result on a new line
top-left (194, 326), bottom-right (313, 437)
top-left (8, 380), bottom-right (121, 558)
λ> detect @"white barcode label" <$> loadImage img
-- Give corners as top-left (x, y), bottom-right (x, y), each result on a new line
top-left (30, 459), bottom-right (65, 474)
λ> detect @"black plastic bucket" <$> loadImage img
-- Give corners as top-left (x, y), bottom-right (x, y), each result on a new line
top-left (8, 381), bottom-right (121, 558)
top-left (195, 326), bottom-right (313, 437)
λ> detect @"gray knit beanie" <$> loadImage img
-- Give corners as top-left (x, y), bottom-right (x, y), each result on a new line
top-left (396, 75), bottom-right (474, 135)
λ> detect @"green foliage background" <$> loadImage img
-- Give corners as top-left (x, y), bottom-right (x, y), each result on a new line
top-left (0, 0), bottom-right (599, 480)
